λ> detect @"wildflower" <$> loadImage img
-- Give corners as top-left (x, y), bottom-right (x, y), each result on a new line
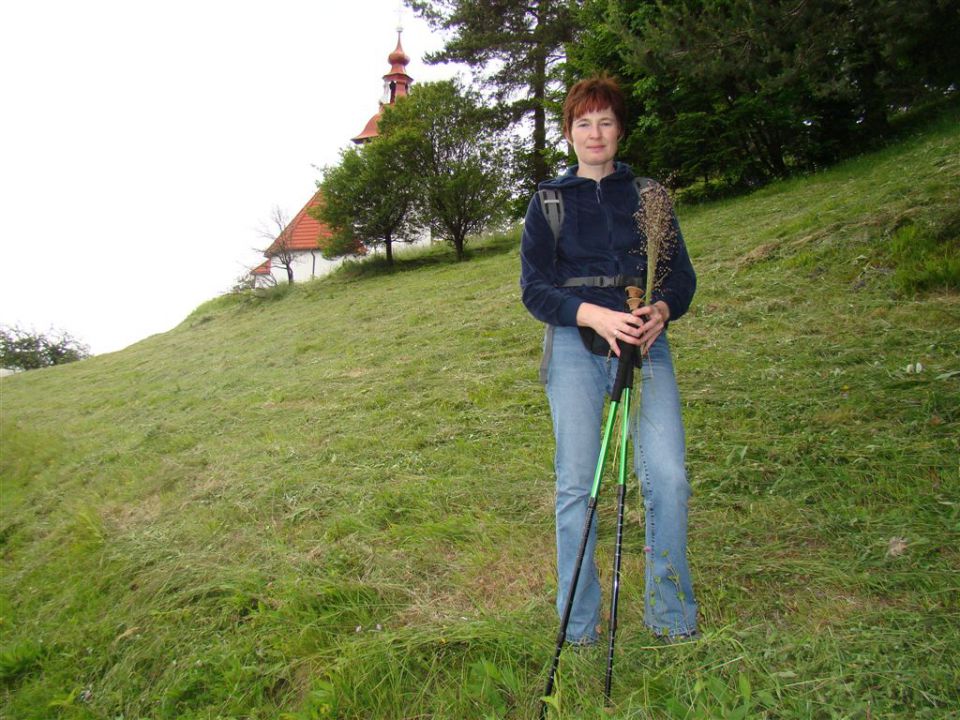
top-left (887, 537), bottom-right (908, 557)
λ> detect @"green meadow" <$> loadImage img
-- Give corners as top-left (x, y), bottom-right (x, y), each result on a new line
top-left (2, 105), bottom-right (958, 719)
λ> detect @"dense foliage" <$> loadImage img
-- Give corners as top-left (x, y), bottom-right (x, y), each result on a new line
top-left (316, 82), bottom-right (508, 263)
top-left (315, 133), bottom-right (419, 265)
top-left (570, 0), bottom-right (960, 196)
top-left (377, 80), bottom-right (512, 261)
top-left (0, 326), bottom-right (90, 371)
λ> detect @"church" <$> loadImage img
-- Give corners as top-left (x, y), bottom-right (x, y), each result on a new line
top-left (252, 30), bottom-right (415, 286)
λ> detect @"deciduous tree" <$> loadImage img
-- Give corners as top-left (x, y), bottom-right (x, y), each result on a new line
top-left (315, 133), bottom-right (419, 266)
top-left (379, 80), bottom-right (510, 261)
top-left (258, 206), bottom-right (296, 284)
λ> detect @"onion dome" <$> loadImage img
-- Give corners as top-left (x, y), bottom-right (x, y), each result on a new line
top-left (388, 32), bottom-right (410, 74)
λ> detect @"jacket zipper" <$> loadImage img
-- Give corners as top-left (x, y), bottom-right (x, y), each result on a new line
top-left (597, 180), bottom-right (614, 249)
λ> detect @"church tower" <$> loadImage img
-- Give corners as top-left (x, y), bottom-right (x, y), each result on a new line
top-left (351, 30), bottom-right (413, 144)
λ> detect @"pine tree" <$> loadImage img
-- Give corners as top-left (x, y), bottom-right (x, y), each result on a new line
top-left (407, 0), bottom-right (577, 199)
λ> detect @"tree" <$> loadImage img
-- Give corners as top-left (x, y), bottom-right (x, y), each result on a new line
top-left (378, 80), bottom-right (511, 261)
top-left (0, 326), bottom-right (90, 371)
top-left (315, 132), bottom-right (419, 266)
top-left (258, 205), bottom-right (296, 284)
top-left (407, 0), bottom-right (578, 199)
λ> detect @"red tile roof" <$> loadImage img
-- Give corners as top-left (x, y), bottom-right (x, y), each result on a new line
top-left (352, 111), bottom-right (383, 143)
top-left (252, 259), bottom-right (272, 275)
top-left (265, 190), bottom-right (333, 256)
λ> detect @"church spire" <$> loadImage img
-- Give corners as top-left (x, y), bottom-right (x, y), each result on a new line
top-left (351, 28), bottom-right (415, 144)
top-left (384, 28), bottom-right (412, 103)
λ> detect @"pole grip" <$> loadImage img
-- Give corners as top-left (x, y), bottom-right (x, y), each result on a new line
top-left (610, 340), bottom-right (635, 402)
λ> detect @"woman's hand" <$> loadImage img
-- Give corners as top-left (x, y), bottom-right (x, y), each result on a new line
top-left (575, 303), bottom-right (643, 357)
top-left (575, 300), bottom-right (671, 357)
top-left (632, 301), bottom-right (670, 354)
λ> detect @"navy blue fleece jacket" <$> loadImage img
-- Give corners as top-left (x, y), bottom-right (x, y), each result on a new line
top-left (520, 162), bottom-right (696, 327)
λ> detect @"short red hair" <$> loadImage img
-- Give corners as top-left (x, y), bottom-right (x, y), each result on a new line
top-left (562, 75), bottom-right (627, 138)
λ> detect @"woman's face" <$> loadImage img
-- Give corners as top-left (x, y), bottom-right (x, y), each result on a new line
top-left (566, 107), bottom-right (620, 174)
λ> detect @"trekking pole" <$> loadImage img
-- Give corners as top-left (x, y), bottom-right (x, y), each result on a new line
top-left (540, 334), bottom-right (636, 720)
top-left (604, 287), bottom-right (643, 704)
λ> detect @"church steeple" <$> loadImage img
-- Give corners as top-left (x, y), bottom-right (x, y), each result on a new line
top-left (351, 28), bottom-right (414, 144)
top-left (385, 31), bottom-right (411, 102)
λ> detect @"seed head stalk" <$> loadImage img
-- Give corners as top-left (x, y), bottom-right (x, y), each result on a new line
top-left (630, 181), bottom-right (678, 397)
top-left (634, 182), bottom-right (678, 309)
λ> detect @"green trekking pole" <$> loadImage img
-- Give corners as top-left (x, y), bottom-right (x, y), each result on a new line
top-left (605, 287), bottom-right (643, 704)
top-left (604, 350), bottom-right (634, 704)
top-left (540, 335), bottom-right (636, 719)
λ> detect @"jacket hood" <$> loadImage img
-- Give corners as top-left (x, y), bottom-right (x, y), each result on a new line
top-left (538, 161), bottom-right (635, 190)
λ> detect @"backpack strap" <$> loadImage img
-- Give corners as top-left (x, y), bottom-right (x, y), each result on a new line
top-left (538, 188), bottom-right (564, 247)
top-left (538, 325), bottom-right (555, 385)
top-left (561, 274), bottom-right (644, 288)
top-left (635, 176), bottom-right (657, 195)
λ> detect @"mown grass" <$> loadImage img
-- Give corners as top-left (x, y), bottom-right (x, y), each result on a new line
top-left (1, 106), bottom-right (958, 719)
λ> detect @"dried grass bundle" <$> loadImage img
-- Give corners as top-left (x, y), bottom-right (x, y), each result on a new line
top-left (634, 182), bottom-right (678, 305)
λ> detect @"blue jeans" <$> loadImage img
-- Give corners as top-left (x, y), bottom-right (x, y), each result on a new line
top-left (545, 326), bottom-right (698, 641)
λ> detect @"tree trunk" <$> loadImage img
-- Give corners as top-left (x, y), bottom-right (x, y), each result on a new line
top-left (530, 4), bottom-right (550, 189)
top-left (385, 231), bottom-right (394, 265)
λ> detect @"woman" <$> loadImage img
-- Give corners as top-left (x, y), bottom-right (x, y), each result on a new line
top-left (520, 76), bottom-right (698, 643)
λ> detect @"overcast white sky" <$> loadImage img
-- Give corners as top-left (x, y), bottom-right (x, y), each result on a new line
top-left (0, 0), bottom-right (460, 354)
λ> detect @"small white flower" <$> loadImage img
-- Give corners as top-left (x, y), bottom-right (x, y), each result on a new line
top-left (906, 364), bottom-right (915, 374)
top-left (887, 537), bottom-right (908, 557)
top-left (916, 362), bottom-right (924, 373)
top-left (355, 625), bottom-right (362, 633)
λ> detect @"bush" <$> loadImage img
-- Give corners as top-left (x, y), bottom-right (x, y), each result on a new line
top-left (0, 326), bottom-right (91, 371)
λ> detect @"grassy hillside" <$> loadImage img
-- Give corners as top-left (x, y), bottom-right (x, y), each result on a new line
top-left (2, 106), bottom-right (958, 719)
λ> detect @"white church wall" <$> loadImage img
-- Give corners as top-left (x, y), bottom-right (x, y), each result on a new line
top-left (261, 230), bottom-right (434, 285)
top-left (269, 250), bottom-right (345, 284)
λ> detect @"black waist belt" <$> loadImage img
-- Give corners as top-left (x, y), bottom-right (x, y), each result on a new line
top-left (561, 275), bottom-right (643, 288)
